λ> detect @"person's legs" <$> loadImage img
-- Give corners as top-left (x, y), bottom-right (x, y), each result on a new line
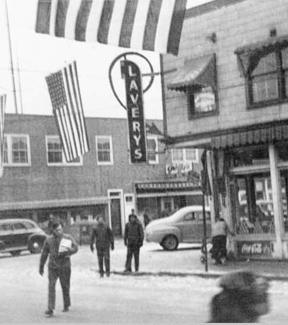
top-left (48, 268), bottom-right (59, 313)
top-left (133, 246), bottom-right (140, 272)
top-left (125, 245), bottom-right (133, 271)
top-left (104, 247), bottom-right (110, 276)
top-left (59, 266), bottom-right (71, 311)
top-left (97, 247), bottom-right (105, 276)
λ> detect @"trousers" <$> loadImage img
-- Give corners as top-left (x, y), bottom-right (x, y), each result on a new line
top-left (97, 246), bottom-right (110, 275)
top-left (48, 266), bottom-right (71, 310)
top-left (125, 244), bottom-right (140, 271)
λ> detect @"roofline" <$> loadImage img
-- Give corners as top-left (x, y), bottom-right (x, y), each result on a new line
top-left (185, 0), bottom-right (247, 19)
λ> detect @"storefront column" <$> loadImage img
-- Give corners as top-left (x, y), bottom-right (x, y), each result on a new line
top-left (269, 144), bottom-right (284, 258)
top-left (207, 151), bottom-right (216, 224)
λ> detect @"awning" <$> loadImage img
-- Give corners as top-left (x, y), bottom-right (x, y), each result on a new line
top-left (235, 34), bottom-right (288, 76)
top-left (211, 124), bottom-right (288, 149)
top-left (167, 54), bottom-right (216, 92)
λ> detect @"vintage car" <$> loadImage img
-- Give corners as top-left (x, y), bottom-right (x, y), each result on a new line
top-left (0, 218), bottom-right (47, 256)
top-left (145, 206), bottom-right (211, 250)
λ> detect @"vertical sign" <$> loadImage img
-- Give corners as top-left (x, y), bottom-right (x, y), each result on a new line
top-left (121, 60), bottom-right (147, 163)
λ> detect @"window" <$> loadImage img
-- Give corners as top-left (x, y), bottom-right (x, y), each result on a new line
top-left (0, 223), bottom-right (11, 231)
top-left (247, 46), bottom-right (288, 106)
top-left (46, 136), bottom-right (82, 166)
top-left (183, 212), bottom-right (195, 221)
top-left (147, 136), bottom-right (159, 164)
top-left (22, 221), bottom-right (36, 229)
top-left (4, 134), bottom-right (30, 166)
top-left (96, 136), bottom-right (113, 165)
top-left (188, 86), bottom-right (217, 118)
top-left (172, 148), bottom-right (198, 163)
top-left (13, 223), bottom-right (26, 230)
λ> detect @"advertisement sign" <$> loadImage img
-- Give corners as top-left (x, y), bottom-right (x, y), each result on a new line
top-left (238, 241), bottom-right (273, 257)
top-left (121, 60), bottom-right (147, 163)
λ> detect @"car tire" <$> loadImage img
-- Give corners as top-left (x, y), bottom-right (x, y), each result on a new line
top-left (28, 237), bottom-right (44, 254)
top-left (10, 250), bottom-right (21, 257)
top-left (161, 235), bottom-right (178, 251)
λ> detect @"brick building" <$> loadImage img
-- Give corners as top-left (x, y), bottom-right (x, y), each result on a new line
top-left (163, 0), bottom-right (288, 259)
top-left (0, 114), bottom-right (202, 240)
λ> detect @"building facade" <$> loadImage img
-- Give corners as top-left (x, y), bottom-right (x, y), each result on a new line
top-left (163, 0), bottom-right (288, 259)
top-left (0, 114), bottom-right (201, 240)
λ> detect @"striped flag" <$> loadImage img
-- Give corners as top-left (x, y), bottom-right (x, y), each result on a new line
top-left (35, 0), bottom-right (187, 55)
top-left (46, 61), bottom-right (90, 162)
top-left (0, 95), bottom-right (6, 178)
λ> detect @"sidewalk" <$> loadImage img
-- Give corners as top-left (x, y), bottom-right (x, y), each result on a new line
top-left (106, 240), bottom-right (288, 281)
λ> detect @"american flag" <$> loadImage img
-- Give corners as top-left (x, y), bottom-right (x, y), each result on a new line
top-left (35, 0), bottom-right (187, 55)
top-left (0, 94), bottom-right (6, 178)
top-left (46, 61), bottom-right (90, 162)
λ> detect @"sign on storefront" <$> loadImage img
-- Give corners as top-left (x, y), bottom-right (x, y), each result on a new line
top-left (121, 60), bottom-right (147, 163)
top-left (238, 241), bottom-right (273, 257)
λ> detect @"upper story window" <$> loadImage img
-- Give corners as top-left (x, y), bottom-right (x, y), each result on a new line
top-left (172, 148), bottom-right (198, 163)
top-left (236, 37), bottom-right (288, 108)
top-left (147, 136), bottom-right (159, 164)
top-left (4, 134), bottom-right (30, 166)
top-left (96, 136), bottom-right (113, 165)
top-left (46, 136), bottom-right (82, 166)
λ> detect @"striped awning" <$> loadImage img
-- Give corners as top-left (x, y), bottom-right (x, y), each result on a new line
top-left (211, 124), bottom-right (288, 149)
top-left (167, 54), bottom-right (216, 92)
top-left (135, 181), bottom-right (199, 193)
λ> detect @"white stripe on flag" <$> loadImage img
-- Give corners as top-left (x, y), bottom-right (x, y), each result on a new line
top-left (49, 0), bottom-right (59, 36)
top-left (62, 104), bottom-right (77, 160)
top-left (85, 0), bottom-right (105, 42)
top-left (107, 0), bottom-right (127, 46)
top-left (65, 0), bottom-right (82, 39)
top-left (55, 108), bottom-right (71, 161)
top-left (154, 0), bottom-right (176, 53)
top-left (130, 0), bottom-right (151, 50)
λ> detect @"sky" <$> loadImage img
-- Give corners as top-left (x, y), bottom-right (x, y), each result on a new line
top-left (0, 0), bottom-right (212, 119)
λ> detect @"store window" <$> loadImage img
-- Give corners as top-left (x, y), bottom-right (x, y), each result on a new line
top-left (172, 148), bottom-right (198, 163)
top-left (3, 134), bottom-right (30, 166)
top-left (46, 136), bottom-right (82, 166)
top-left (188, 86), bottom-right (217, 117)
top-left (147, 136), bottom-right (159, 164)
top-left (96, 136), bottom-right (113, 165)
top-left (280, 171), bottom-right (288, 232)
top-left (229, 145), bottom-right (269, 168)
top-left (234, 174), bottom-right (275, 235)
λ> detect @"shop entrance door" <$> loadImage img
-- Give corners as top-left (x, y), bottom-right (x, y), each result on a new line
top-left (108, 190), bottom-right (123, 236)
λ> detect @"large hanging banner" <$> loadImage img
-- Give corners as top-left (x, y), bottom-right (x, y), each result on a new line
top-left (121, 60), bottom-right (147, 163)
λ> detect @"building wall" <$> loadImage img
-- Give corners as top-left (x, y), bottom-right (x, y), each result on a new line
top-left (163, 0), bottom-right (288, 138)
top-left (0, 114), bottom-right (166, 205)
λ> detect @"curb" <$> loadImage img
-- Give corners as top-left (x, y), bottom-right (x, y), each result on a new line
top-left (111, 270), bottom-right (288, 281)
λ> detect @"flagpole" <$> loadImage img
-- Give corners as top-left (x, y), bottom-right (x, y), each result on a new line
top-left (5, 0), bottom-right (18, 114)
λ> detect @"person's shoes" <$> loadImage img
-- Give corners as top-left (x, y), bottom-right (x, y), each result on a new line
top-left (62, 307), bottom-right (69, 312)
top-left (106, 272), bottom-right (110, 277)
top-left (135, 269), bottom-right (139, 272)
top-left (100, 273), bottom-right (104, 278)
top-left (220, 257), bottom-right (226, 265)
top-left (44, 309), bottom-right (53, 317)
top-left (124, 269), bottom-right (131, 273)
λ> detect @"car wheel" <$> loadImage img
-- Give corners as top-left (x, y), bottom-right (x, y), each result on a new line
top-left (162, 235), bottom-right (178, 251)
top-left (10, 250), bottom-right (21, 257)
top-left (29, 238), bottom-right (43, 254)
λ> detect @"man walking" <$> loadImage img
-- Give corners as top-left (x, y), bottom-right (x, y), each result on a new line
top-left (124, 210), bottom-right (144, 272)
top-left (90, 216), bottom-right (114, 277)
top-left (39, 222), bottom-right (78, 317)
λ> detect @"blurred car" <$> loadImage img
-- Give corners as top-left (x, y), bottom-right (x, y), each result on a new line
top-left (0, 218), bottom-right (47, 256)
top-left (145, 206), bottom-right (211, 250)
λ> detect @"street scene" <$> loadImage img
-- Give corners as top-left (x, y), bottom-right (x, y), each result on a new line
top-left (1, 242), bottom-right (288, 324)
top-left (1, 0), bottom-right (288, 323)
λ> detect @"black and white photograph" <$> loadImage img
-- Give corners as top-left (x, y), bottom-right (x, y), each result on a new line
top-left (0, 0), bottom-right (288, 323)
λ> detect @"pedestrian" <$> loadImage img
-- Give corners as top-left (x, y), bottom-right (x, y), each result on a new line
top-left (208, 271), bottom-right (270, 323)
top-left (143, 209), bottom-right (150, 228)
top-left (211, 216), bottom-right (235, 265)
top-left (124, 210), bottom-right (144, 272)
top-left (39, 222), bottom-right (78, 317)
top-left (90, 216), bottom-right (114, 278)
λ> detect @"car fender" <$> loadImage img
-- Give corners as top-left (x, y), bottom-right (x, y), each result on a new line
top-left (27, 233), bottom-right (47, 246)
top-left (159, 226), bottom-right (181, 242)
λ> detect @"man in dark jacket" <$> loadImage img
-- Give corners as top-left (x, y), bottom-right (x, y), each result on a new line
top-left (90, 216), bottom-right (114, 277)
top-left (124, 210), bottom-right (144, 272)
top-left (39, 222), bottom-right (78, 317)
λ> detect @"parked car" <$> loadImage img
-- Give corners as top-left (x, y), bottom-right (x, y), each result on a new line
top-left (145, 206), bottom-right (211, 250)
top-left (0, 219), bottom-right (47, 256)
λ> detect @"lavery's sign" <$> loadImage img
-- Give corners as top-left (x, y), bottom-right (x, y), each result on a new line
top-left (121, 60), bottom-right (147, 163)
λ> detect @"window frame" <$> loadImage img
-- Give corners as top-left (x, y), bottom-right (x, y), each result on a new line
top-left (171, 148), bottom-right (199, 164)
top-left (146, 135), bottom-right (159, 165)
top-left (246, 46), bottom-right (288, 109)
top-left (95, 135), bottom-right (113, 166)
top-left (45, 135), bottom-right (83, 166)
top-left (3, 134), bottom-right (31, 167)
